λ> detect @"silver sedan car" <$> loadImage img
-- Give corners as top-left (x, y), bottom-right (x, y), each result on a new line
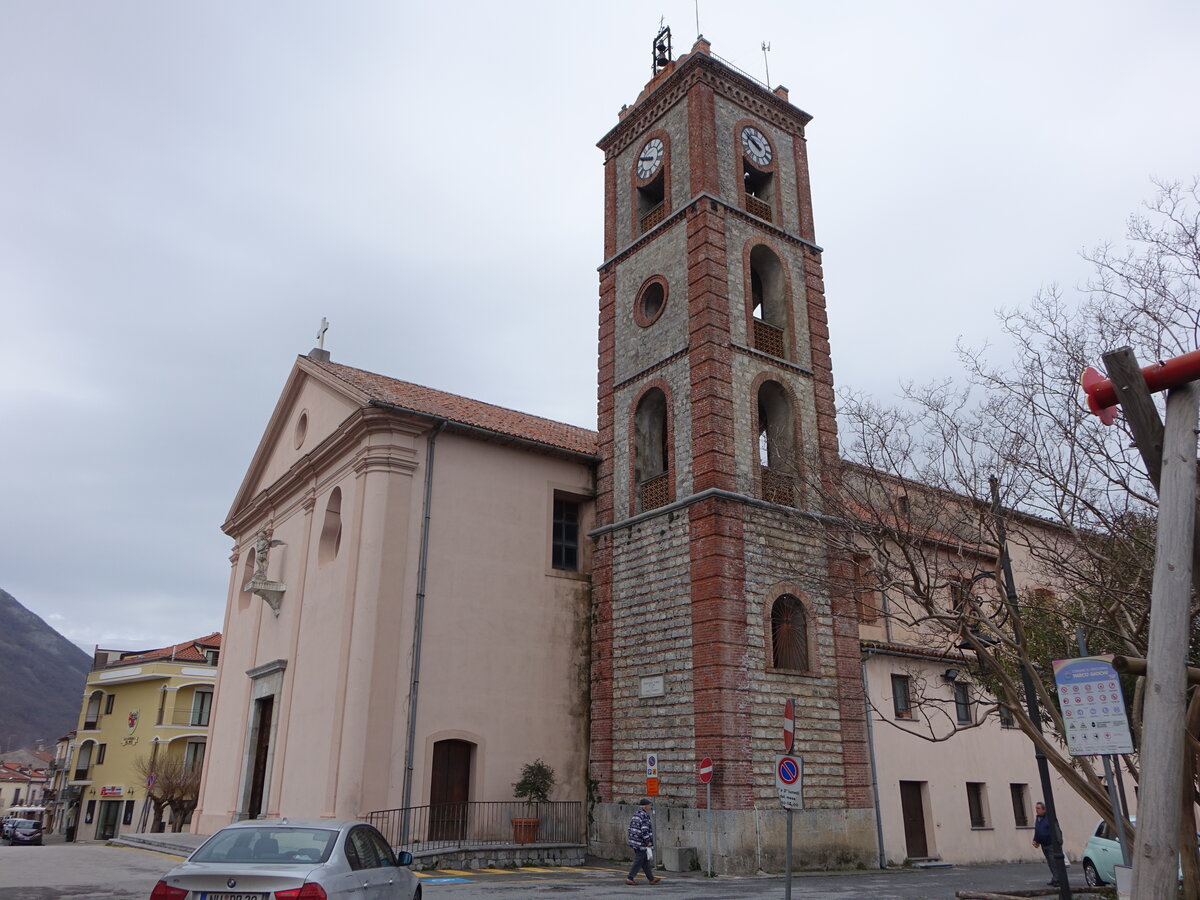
top-left (150, 819), bottom-right (421, 900)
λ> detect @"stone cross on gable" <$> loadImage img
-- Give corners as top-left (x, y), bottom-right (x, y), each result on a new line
top-left (317, 317), bottom-right (329, 350)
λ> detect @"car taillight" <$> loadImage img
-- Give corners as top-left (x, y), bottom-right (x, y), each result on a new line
top-left (149, 881), bottom-right (188, 900)
top-left (273, 885), bottom-right (328, 900)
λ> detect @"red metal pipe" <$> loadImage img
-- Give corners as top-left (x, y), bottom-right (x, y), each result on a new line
top-left (1081, 348), bottom-right (1200, 425)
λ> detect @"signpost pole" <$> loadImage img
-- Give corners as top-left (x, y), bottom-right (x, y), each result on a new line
top-left (698, 756), bottom-right (714, 877)
top-left (785, 808), bottom-right (793, 900)
top-left (1075, 628), bottom-right (1131, 868)
top-left (783, 698), bottom-right (796, 900)
top-left (705, 780), bottom-right (712, 877)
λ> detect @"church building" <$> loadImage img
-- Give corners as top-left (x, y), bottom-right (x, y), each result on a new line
top-left (196, 33), bottom-right (1095, 872)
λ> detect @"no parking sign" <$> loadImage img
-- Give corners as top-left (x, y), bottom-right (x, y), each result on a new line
top-left (775, 754), bottom-right (803, 809)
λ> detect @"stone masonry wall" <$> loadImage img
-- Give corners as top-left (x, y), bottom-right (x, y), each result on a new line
top-left (603, 513), bottom-right (697, 804)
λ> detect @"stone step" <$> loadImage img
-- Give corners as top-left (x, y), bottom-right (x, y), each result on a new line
top-left (910, 857), bottom-right (953, 869)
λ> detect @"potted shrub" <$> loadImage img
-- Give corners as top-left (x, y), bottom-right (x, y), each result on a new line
top-left (510, 758), bottom-right (555, 844)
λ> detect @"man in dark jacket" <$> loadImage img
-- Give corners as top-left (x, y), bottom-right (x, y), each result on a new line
top-left (1032, 801), bottom-right (1059, 886)
top-left (626, 799), bottom-right (661, 885)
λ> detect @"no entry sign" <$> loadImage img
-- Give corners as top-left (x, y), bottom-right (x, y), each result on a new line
top-left (698, 757), bottom-right (713, 783)
top-left (783, 698), bottom-right (795, 753)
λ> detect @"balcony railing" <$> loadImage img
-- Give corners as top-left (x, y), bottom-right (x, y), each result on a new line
top-left (753, 318), bottom-right (786, 359)
top-left (157, 706), bottom-right (211, 727)
top-left (365, 801), bottom-right (584, 852)
top-left (745, 194), bottom-right (772, 222)
top-left (71, 766), bottom-right (93, 782)
top-left (761, 465), bottom-right (794, 506)
top-left (639, 201), bottom-right (667, 234)
top-left (638, 472), bottom-right (670, 512)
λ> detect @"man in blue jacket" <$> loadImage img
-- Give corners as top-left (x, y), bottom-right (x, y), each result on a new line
top-left (1032, 801), bottom-right (1059, 886)
top-left (626, 799), bottom-right (661, 885)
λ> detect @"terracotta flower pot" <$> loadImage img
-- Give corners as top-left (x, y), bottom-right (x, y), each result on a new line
top-left (511, 816), bottom-right (539, 844)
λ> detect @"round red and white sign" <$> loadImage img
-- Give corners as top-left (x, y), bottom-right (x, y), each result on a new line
top-left (698, 757), bottom-right (713, 783)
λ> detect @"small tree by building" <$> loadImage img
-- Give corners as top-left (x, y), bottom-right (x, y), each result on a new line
top-left (133, 752), bottom-right (201, 833)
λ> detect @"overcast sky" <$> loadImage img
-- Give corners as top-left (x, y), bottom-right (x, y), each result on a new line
top-left (2, 1), bottom-right (1196, 652)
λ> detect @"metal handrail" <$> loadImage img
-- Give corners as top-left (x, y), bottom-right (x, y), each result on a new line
top-left (156, 706), bottom-right (211, 726)
top-left (365, 801), bottom-right (584, 852)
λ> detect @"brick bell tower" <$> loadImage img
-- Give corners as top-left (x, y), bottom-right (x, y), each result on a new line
top-left (589, 34), bottom-right (876, 870)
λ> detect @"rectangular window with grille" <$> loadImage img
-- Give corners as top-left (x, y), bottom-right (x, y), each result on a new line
top-left (954, 682), bottom-right (972, 724)
top-left (891, 674), bottom-right (913, 719)
top-left (966, 782), bottom-right (990, 828)
top-left (1010, 783), bottom-right (1030, 827)
top-left (999, 704), bottom-right (1016, 728)
top-left (552, 496), bottom-right (580, 571)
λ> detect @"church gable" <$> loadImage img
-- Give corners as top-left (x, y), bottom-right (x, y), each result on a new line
top-left (226, 357), bottom-right (369, 522)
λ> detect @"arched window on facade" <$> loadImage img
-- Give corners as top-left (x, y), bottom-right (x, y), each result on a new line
top-left (749, 245), bottom-right (788, 359)
top-left (634, 388), bottom-right (669, 512)
top-left (74, 739), bottom-right (96, 781)
top-left (83, 691), bottom-right (104, 730)
top-left (758, 380), bottom-right (795, 505)
top-left (771, 594), bottom-right (809, 672)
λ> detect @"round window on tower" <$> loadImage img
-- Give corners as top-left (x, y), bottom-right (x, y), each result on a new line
top-left (634, 277), bottom-right (669, 327)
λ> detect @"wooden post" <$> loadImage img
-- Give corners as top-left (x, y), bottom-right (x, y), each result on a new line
top-left (1131, 382), bottom-right (1199, 900)
top-left (1103, 347), bottom-right (1200, 597)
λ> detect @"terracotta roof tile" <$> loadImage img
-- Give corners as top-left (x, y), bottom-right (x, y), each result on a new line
top-left (112, 632), bottom-right (222, 667)
top-left (311, 360), bottom-right (598, 457)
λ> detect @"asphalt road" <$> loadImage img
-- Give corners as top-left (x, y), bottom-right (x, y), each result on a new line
top-left (0, 841), bottom-right (1082, 899)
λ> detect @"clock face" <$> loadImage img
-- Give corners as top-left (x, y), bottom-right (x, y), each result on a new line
top-left (637, 138), bottom-right (665, 179)
top-left (741, 126), bottom-right (772, 167)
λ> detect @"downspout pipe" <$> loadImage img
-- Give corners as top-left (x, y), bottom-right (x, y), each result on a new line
top-left (861, 649), bottom-right (887, 869)
top-left (400, 418), bottom-right (446, 836)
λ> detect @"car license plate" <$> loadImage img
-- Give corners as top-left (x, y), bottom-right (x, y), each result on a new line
top-left (200, 894), bottom-right (266, 900)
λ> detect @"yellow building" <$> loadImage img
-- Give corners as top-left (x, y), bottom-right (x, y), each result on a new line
top-left (66, 634), bottom-right (220, 841)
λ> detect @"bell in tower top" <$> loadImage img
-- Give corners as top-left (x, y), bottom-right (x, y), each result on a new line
top-left (652, 25), bottom-right (672, 75)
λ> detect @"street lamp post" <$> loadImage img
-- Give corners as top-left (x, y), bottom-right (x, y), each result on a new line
top-left (959, 477), bottom-right (1072, 899)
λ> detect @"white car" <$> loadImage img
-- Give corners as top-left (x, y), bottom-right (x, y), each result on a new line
top-left (150, 819), bottom-right (421, 900)
top-left (1081, 818), bottom-right (1189, 887)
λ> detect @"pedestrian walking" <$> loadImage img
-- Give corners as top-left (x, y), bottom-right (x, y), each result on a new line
top-left (1032, 801), bottom-right (1059, 886)
top-left (626, 798), bottom-right (661, 885)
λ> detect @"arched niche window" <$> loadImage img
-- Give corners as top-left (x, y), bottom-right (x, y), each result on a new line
top-left (637, 172), bottom-right (666, 233)
top-left (318, 487), bottom-right (342, 565)
top-left (749, 245), bottom-right (788, 359)
top-left (238, 549), bottom-right (256, 611)
top-left (633, 387), bottom-right (670, 512)
top-left (758, 380), bottom-right (796, 505)
top-left (634, 134), bottom-right (669, 234)
top-left (771, 594), bottom-right (810, 672)
top-left (740, 124), bottom-right (776, 222)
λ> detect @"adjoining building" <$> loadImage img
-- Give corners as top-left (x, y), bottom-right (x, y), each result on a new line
top-left (66, 634), bottom-right (220, 840)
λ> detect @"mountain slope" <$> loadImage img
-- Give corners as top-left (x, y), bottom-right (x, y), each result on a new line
top-left (0, 588), bottom-right (92, 750)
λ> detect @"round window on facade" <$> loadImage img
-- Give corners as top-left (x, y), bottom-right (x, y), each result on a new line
top-left (294, 411), bottom-right (309, 449)
top-left (635, 278), bottom-right (668, 327)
